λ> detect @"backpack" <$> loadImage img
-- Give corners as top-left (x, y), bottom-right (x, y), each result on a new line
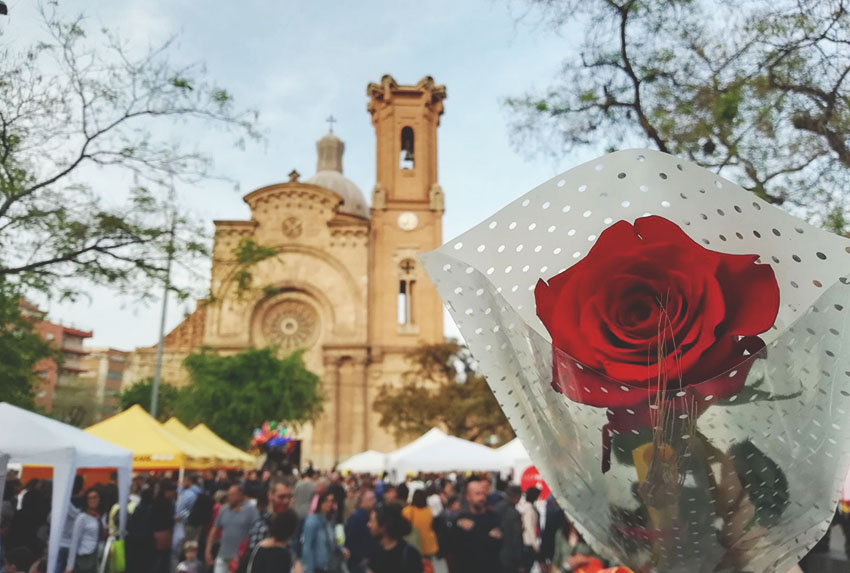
top-left (187, 492), bottom-right (214, 526)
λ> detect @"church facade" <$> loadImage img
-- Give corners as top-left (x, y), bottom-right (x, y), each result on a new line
top-left (123, 75), bottom-right (447, 468)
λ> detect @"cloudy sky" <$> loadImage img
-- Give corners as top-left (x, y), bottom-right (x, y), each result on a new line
top-left (3, 0), bottom-right (595, 350)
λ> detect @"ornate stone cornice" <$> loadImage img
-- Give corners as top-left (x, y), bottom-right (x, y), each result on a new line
top-left (367, 75), bottom-right (446, 117)
top-left (213, 220), bottom-right (257, 237)
top-left (330, 227), bottom-right (368, 239)
top-left (242, 182), bottom-right (343, 212)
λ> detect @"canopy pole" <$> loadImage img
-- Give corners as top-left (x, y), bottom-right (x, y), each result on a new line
top-left (0, 453), bottom-right (8, 529)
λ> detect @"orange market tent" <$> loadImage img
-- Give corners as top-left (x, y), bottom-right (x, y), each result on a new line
top-left (86, 405), bottom-right (214, 470)
top-left (189, 423), bottom-right (256, 469)
top-left (162, 417), bottom-right (232, 467)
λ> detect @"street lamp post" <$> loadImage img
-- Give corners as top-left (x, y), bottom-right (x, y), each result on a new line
top-left (150, 207), bottom-right (176, 419)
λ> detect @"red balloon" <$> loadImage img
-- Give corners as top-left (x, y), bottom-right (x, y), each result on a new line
top-left (520, 465), bottom-right (551, 499)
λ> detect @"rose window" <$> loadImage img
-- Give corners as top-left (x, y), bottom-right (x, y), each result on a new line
top-left (261, 300), bottom-right (319, 350)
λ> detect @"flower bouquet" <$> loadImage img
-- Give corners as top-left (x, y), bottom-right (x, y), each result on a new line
top-left (422, 150), bottom-right (850, 572)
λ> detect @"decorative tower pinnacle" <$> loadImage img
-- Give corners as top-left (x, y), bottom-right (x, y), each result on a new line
top-left (316, 131), bottom-right (344, 173)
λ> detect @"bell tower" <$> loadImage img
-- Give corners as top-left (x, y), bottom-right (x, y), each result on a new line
top-left (367, 75), bottom-right (446, 351)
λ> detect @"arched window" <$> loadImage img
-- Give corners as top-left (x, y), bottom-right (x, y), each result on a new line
top-left (399, 126), bottom-right (414, 170)
top-left (397, 258), bottom-right (416, 325)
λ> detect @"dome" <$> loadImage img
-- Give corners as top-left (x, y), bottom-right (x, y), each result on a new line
top-left (305, 131), bottom-right (369, 219)
top-left (306, 170), bottom-right (370, 219)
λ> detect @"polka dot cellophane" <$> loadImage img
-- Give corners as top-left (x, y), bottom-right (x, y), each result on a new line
top-left (421, 149), bottom-right (850, 572)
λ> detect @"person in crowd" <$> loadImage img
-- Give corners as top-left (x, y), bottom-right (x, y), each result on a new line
top-left (125, 485), bottom-right (154, 573)
top-left (8, 481), bottom-right (47, 557)
top-left (366, 504), bottom-right (423, 573)
top-left (54, 476), bottom-right (84, 573)
top-left (151, 480), bottom-right (176, 573)
top-left (292, 471), bottom-right (316, 521)
top-left (327, 473), bottom-right (346, 525)
top-left (301, 492), bottom-right (347, 573)
top-left (425, 485), bottom-right (443, 518)
top-left (517, 487), bottom-right (540, 572)
top-left (107, 482), bottom-right (138, 540)
top-left (496, 486), bottom-right (524, 573)
top-left (243, 472), bottom-right (261, 500)
top-left (539, 495), bottom-right (566, 573)
top-left (309, 479), bottom-right (330, 517)
top-left (380, 486), bottom-right (397, 507)
top-left (345, 490), bottom-right (378, 573)
top-left (98, 476), bottom-right (118, 526)
top-left (185, 482), bottom-right (215, 565)
top-left (176, 540), bottom-right (202, 573)
top-left (3, 547), bottom-right (35, 573)
top-left (205, 485), bottom-right (260, 573)
top-left (245, 509), bottom-right (298, 573)
top-left (396, 484), bottom-right (409, 507)
top-left (342, 478), bottom-right (359, 523)
top-left (174, 474), bottom-right (203, 556)
top-left (453, 478), bottom-right (502, 573)
top-left (483, 477), bottom-right (504, 508)
top-left (401, 490), bottom-right (438, 573)
top-left (65, 487), bottom-right (102, 573)
top-left (243, 479), bottom-right (300, 571)
top-left (433, 495), bottom-right (461, 573)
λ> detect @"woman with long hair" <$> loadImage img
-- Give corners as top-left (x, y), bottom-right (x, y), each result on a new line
top-left (64, 487), bottom-right (103, 573)
top-left (301, 491), bottom-right (348, 573)
top-left (367, 504), bottom-right (423, 573)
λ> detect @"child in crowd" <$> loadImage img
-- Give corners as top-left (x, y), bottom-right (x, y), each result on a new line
top-left (175, 541), bottom-right (201, 573)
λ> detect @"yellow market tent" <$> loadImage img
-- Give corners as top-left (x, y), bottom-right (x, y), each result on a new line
top-left (86, 405), bottom-right (214, 470)
top-left (162, 417), bottom-right (232, 468)
top-left (190, 423), bottom-right (256, 469)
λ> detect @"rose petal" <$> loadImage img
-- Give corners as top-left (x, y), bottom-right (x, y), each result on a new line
top-left (715, 255), bottom-right (780, 336)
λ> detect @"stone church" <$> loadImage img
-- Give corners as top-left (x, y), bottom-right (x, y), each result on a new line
top-left (124, 75), bottom-right (447, 468)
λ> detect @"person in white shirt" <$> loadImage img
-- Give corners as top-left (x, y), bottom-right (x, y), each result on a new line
top-left (516, 487), bottom-right (541, 572)
top-left (65, 488), bottom-right (103, 573)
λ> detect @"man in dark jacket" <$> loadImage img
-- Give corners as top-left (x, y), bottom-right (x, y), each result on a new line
top-left (453, 478), bottom-right (502, 573)
top-left (496, 486), bottom-right (524, 573)
top-left (345, 490), bottom-right (379, 573)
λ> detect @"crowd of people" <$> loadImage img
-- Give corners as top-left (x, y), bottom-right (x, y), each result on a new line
top-left (1, 465), bottom-right (610, 573)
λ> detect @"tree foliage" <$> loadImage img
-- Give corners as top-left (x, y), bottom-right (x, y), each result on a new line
top-left (51, 377), bottom-right (98, 427)
top-left (0, 283), bottom-right (54, 408)
top-left (0, 2), bottom-right (260, 300)
top-left (373, 341), bottom-right (515, 444)
top-left (179, 347), bottom-right (323, 447)
top-left (507, 0), bottom-right (850, 227)
top-left (119, 377), bottom-right (182, 422)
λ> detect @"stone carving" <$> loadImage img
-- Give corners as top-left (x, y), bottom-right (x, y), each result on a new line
top-left (261, 299), bottom-right (319, 350)
top-left (282, 217), bottom-right (303, 239)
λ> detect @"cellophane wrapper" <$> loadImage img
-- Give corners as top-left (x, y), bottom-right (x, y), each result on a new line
top-left (421, 150), bottom-right (850, 572)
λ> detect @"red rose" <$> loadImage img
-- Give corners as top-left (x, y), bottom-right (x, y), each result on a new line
top-left (535, 216), bottom-right (779, 408)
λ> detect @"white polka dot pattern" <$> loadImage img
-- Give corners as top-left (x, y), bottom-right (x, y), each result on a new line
top-left (421, 150), bottom-right (850, 572)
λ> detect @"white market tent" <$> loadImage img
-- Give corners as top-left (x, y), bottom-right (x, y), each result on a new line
top-left (0, 403), bottom-right (133, 572)
top-left (337, 450), bottom-right (388, 474)
top-left (385, 428), bottom-right (447, 475)
top-left (388, 430), bottom-right (505, 474)
top-left (498, 437), bottom-right (533, 479)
